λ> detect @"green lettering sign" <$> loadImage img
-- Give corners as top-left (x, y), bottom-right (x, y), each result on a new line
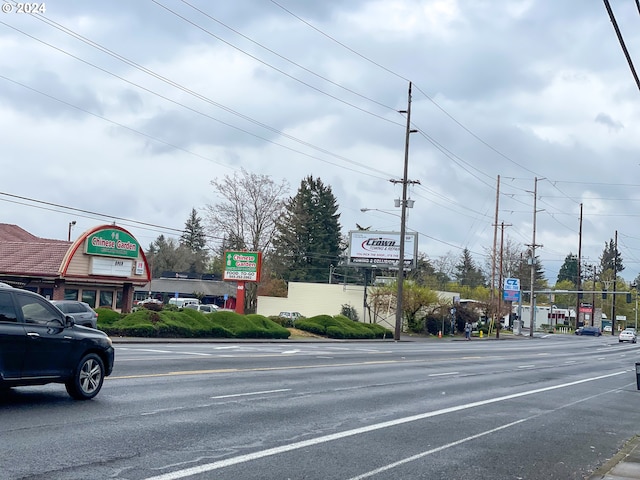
top-left (86, 229), bottom-right (140, 259)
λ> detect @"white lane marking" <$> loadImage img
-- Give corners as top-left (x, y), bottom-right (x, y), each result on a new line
top-left (281, 350), bottom-right (300, 354)
top-left (564, 361), bottom-right (576, 364)
top-left (428, 372), bottom-right (459, 377)
top-left (172, 351), bottom-right (212, 356)
top-left (142, 371), bottom-right (626, 480)
top-left (517, 365), bottom-right (535, 369)
top-left (348, 382), bottom-right (633, 480)
top-left (210, 389), bottom-right (291, 399)
top-left (349, 418), bottom-right (529, 480)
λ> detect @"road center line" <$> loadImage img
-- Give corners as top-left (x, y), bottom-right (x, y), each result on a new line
top-left (428, 372), bottom-right (459, 377)
top-left (142, 371), bottom-right (626, 480)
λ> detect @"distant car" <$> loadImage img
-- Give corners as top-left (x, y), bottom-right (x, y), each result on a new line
top-left (1, 284), bottom-right (114, 400)
top-left (184, 304), bottom-right (219, 313)
top-left (51, 300), bottom-right (98, 328)
top-left (575, 326), bottom-right (602, 336)
top-left (603, 325), bottom-right (612, 333)
top-left (279, 311), bottom-right (303, 322)
top-left (619, 329), bottom-right (637, 343)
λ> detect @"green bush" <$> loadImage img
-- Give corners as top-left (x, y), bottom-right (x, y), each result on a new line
top-left (98, 308), bottom-right (392, 340)
top-left (296, 315), bottom-right (392, 339)
top-left (96, 308), bottom-right (123, 326)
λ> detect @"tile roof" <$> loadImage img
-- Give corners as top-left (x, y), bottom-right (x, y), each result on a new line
top-left (0, 224), bottom-right (70, 277)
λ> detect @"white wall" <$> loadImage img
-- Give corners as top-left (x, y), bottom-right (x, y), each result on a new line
top-left (257, 282), bottom-right (367, 320)
top-left (257, 282), bottom-right (460, 332)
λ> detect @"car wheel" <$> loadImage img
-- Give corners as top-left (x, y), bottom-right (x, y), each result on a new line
top-left (65, 353), bottom-right (105, 400)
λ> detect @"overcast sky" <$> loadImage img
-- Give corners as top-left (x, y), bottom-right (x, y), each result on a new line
top-left (1, 0), bottom-right (639, 284)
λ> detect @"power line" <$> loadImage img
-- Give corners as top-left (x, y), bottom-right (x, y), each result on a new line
top-left (603, 0), bottom-right (640, 93)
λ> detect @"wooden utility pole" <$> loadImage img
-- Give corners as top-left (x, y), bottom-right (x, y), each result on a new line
top-left (497, 221), bottom-right (511, 339)
top-left (393, 81), bottom-right (418, 341)
top-left (575, 203), bottom-right (583, 329)
top-left (490, 176), bottom-right (500, 325)
top-left (528, 177), bottom-right (543, 337)
top-left (612, 230), bottom-right (618, 335)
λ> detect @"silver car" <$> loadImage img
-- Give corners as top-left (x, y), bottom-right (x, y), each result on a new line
top-left (51, 300), bottom-right (98, 328)
top-left (618, 328), bottom-right (637, 343)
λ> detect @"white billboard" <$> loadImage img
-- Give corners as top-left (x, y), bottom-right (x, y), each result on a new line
top-left (348, 231), bottom-right (418, 268)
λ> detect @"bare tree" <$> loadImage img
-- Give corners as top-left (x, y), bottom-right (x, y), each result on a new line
top-left (204, 168), bottom-right (289, 312)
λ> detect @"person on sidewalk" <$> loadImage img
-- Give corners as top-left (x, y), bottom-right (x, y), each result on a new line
top-left (464, 321), bottom-right (472, 340)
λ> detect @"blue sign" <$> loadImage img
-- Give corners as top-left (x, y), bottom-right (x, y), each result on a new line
top-left (504, 290), bottom-right (521, 302)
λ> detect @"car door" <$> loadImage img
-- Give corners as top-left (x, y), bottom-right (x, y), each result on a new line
top-left (68, 302), bottom-right (92, 326)
top-left (15, 292), bottom-right (74, 378)
top-left (0, 290), bottom-right (27, 380)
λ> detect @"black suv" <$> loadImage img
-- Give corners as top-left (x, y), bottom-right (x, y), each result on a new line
top-left (0, 283), bottom-right (114, 399)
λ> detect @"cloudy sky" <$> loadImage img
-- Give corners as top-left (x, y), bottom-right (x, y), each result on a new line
top-left (1, 0), bottom-right (639, 284)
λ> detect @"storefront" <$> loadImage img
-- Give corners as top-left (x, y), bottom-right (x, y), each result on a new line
top-left (0, 223), bottom-right (151, 312)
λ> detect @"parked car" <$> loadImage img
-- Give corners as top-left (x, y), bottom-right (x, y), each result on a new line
top-left (603, 325), bottom-right (612, 333)
top-left (50, 300), bottom-right (98, 328)
top-left (619, 328), bottom-right (637, 343)
top-left (184, 304), bottom-right (219, 313)
top-left (279, 311), bottom-right (303, 324)
top-left (0, 284), bottom-right (114, 399)
top-left (168, 297), bottom-right (200, 308)
top-left (575, 326), bottom-right (602, 336)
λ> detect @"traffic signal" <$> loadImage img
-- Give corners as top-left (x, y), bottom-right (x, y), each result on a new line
top-left (627, 292), bottom-right (632, 303)
top-left (602, 290), bottom-right (607, 299)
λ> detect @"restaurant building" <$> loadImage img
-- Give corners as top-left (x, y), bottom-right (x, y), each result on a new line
top-left (0, 223), bottom-right (151, 312)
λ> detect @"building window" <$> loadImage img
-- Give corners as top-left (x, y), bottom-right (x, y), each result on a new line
top-left (64, 289), bottom-right (79, 300)
top-left (40, 287), bottom-right (53, 300)
top-left (99, 290), bottom-right (114, 308)
top-left (82, 290), bottom-right (97, 308)
top-left (116, 290), bottom-right (123, 309)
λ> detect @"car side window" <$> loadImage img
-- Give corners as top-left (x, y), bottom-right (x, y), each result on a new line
top-left (68, 303), bottom-right (84, 314)
top-left (0, 291), bottom-right (18, 323)
top-left (16, 293), bottom-right (64, 325)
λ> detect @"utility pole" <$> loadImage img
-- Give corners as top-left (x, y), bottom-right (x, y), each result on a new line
top-left (528, 177), bottom-right (543, 337)
top-left (575, 203), bottom-right (583, 329)
top-left (612, 230), bottom-right (618, 335)
top-left (392, 81), bottom-right (418, 342)
top-left (497, 221), bottom-right (512, 339)
top-left (490, 175), bottom-right (500, 327)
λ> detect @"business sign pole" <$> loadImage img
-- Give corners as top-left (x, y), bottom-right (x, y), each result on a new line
top-left (223, 251), bottom-right (262, 314)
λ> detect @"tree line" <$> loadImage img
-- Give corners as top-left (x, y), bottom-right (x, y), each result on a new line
top-left (143, 169), bottom-right (638, 326)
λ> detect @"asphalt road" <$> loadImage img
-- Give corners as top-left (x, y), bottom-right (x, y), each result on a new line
top-left (1, 335), bottom-right (639, 480)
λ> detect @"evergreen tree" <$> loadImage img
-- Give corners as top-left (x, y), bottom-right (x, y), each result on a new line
top-left (180, 208), bottom-right (209, 274)
top-left (454, 248), bottom-right (486, 288)
top-left (557, 253), bottom-right (578, 286)
top-left (181, 208), bottom-right (207, 253)
top-left (145, 235), bottom-right (193, 279)
top-left (599, 238), bottom-right (624, 280)
top-left (516, 248), bottom-right (547, 302)
top-left (272, 176), bottom-right (342, 283)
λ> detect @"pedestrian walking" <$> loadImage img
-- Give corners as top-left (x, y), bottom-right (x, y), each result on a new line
top-left (464, 321), bottom-right (471, 340)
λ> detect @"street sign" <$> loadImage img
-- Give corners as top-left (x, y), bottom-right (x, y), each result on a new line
top-left (223, 251), bottom-right (262, 282)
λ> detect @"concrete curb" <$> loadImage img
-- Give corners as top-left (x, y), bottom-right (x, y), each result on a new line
top-left (588, 436), bottom-right (640, 479)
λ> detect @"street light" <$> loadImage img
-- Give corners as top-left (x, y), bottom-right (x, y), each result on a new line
top-left (360, 208), bottom-right (401, 217)
top-left (67, 221), bottom-right (76, 241)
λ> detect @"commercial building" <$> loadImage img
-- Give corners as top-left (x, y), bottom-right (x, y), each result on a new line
top-left (0, 223), bottom-right (151, 312)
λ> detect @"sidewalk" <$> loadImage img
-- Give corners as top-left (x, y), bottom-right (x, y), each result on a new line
top-left (588, 436), bottom-right (640, 479)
